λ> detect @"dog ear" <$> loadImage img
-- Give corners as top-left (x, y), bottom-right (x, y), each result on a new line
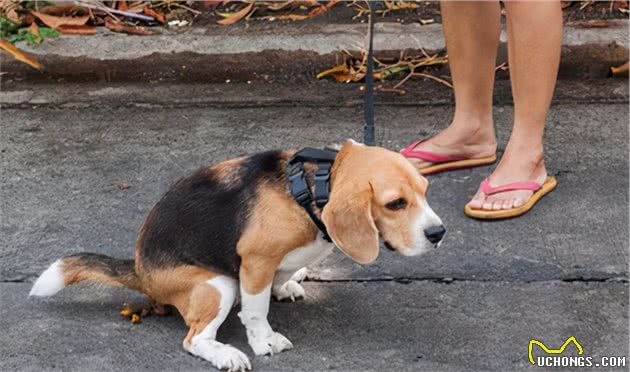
top-left (322, 181), bottom-right (379, 265)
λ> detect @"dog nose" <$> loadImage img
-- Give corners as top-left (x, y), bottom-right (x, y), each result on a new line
top-left (424, 225), bottom-right (446, 244)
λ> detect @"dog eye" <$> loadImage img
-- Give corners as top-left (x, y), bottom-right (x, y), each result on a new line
top-left (385, 198), bottom-right (407, 211)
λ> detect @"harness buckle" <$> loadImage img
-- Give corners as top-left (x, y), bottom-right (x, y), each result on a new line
top-left (313, 163), bottom-right (331, 208)
top-left (289, 167), bottom-right (312, 207)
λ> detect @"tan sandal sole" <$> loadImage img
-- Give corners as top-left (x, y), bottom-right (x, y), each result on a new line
top-left (464, 176), bottom-right (557, 220)
top-left (417, 155), bottom-right (497, 175)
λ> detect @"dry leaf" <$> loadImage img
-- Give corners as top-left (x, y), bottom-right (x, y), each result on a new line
top-left (217, 2), bottom-right (254, 25)
top-left (131, 314), bottom-right (142, 324)
top-left (273, 13), bottom-right (309, 21)
top-left (39, 5), bottom-right (87, 16)
top-left (0, 40), bottom-right (42, 70)
top-left (571, 20), bottom-right (610, 28)
top-left (306, 0), bottom-right (338, 18)
top-left (31, 11), bottom-right (89, 29)
top-left (610, 62), bottom-right (629, 76)
top-left (28, 22), bottom-right (41, 42)
top-left (58, 25), bottom-right (97, 35)
top-left (316, 64), bottom-right (349, 79)
top-left (143, 6), bottom-right (165, 24)
top-left (105, 18), bottom-right (155, 35)
top-left (1, 0), bottom-right (23, 23)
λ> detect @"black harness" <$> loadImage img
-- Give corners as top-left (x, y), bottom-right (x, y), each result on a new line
top-left (288, 148), bottom-right (337, 242)
top-left (287, 4), bottom-right (375, 241)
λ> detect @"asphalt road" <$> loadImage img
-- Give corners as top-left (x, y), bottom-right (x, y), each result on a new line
top-left (0, 79), bottom-right (628, 371)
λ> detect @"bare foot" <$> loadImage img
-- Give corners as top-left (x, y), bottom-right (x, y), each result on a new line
top-left (405, 117), bottom-right (497, 170)
top-left (467, 142), bottom-right (547, 211)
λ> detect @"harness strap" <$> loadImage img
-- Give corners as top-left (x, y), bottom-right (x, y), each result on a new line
top-left (288, 148), bottom-right (337, 242)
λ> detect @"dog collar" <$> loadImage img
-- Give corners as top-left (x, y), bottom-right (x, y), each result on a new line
top-left (288, 147), bottom-right (338, 243)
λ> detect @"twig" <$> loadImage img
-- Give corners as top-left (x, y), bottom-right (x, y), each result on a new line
top-left (170, 2), bottom-right (202, 15)
top-left (411, 72), bottom-right (453, 88)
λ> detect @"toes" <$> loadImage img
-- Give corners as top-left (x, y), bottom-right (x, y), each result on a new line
top-left (290, 268), bottom-right (308, 282)
top-left (270, 332), bottom-right (294, 354)
top-left (492, 200), bottom-right (503, 210)
top-left (502, 199), bottom-right (513, 210)
top-left (482, 200), bottom-right (494, 210)
top-left (273, 280), bottom-right (305, 302)
top-left (513, 197), bottom-right (525, 208)
top-left (467, 192), bottom-right (486, 209)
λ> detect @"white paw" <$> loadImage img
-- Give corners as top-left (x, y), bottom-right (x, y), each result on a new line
top-left (213, 344), bottom-right (252, 372)
top-left (273, 280), bottom-right (305, 302)
top-left (290, 267), bottom-right (308, 282)
top-left (248, 331), bottom-right (293, 356)
top-left (185, 339), bottom-right (251, 371)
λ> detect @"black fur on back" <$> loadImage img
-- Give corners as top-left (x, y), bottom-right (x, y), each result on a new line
top-left (139, 150), bottom-right (287, 278)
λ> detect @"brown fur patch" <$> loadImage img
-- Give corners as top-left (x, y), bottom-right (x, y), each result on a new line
top-left (182, 282), bottom-right (222, 346)
top-left (141, 265), bottom-right (217, 318)
top-left (61, 255), bottom-right (141, 291)
top-left (237, 180), bottom-right (317, 294)
top-left (209, 156), bottom-right (246, 184)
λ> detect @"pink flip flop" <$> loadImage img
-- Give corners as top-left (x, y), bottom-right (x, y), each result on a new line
top-left (400, 140), bottom-right (497, 175)
top-left (464, 176), bottom-right (558, 220)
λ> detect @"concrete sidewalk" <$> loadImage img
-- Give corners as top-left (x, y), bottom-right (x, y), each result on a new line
top-left (0, 79), bottom-right (628, 371)
top-left (1, 20), bottom-right (627, 82)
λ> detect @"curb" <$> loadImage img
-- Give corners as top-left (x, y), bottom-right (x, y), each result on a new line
top-left (1, 20), bottom-right (627, 82)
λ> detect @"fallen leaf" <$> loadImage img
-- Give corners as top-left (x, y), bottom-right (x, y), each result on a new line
top-left (131, 314), bottom-right (142, 324)
top-left (113, 182), bottom-right (131, 190)
top-left (272, 14), bottom-right (309, 21)
top-left (105, 18), bottom-right (156, 35)
top-left (571, 20), bottom-right (610, 28)
top-left (58, 25), bottom-right (97, 35)
top-left (27, 22), bottom-right (42, 44)
top-left (31, 11), bottom-right (89, 29)
top-left (39, 5), bottom-right (86, 16)
top-left (0, 0), bottom-right (23, 24)
top-left (610, 62), bottom-right (629, 76)
top-left (217, 1), bottom-right (254, 25)
top-left (305, 0), bottom-right (338, 18)
top-left (0, 39), bottom-right (42, 70)
top-left (316, 64), bottom-right (349, 79)
top-left (204, 1), bottom-right (224, 8)
top-left (143, 6), bottom-right (165, 24)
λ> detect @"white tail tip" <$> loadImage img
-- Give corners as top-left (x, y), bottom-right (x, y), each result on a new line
top-left (29, 259), bottom-right (65, 297)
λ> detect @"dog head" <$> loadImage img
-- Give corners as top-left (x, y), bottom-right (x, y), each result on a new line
top-left (322, 140), bottom-right (445, 264)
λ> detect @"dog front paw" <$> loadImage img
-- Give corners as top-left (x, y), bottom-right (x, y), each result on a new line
top-left (290, 267), bottom-right (308, 282)
top-left (273, 280), bottom-right (305, 302)
top-left (248, 331), bottom-right (293, 356)
top-left (184, 338), bottom-right (251, 371)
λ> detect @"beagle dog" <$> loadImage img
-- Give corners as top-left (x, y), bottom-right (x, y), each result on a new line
top-left (29, 140), bottom-right (445, 371)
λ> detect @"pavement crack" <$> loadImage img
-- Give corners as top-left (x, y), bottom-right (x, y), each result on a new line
top-left (305, 276), bottom-right (629, 285)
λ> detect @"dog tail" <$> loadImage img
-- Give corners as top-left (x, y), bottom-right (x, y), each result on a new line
top-left (29, 253), bottom-right (142, 297)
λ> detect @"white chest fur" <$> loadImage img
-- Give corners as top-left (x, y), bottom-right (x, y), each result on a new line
top-left (277, 234), bottom-right (335, 272)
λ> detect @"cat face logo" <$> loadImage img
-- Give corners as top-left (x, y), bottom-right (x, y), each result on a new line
top-left (528, 336), bottom-right (584, 365)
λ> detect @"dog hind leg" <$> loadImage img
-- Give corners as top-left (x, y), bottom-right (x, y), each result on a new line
top-left (180, 275), bottom-right (251, 371)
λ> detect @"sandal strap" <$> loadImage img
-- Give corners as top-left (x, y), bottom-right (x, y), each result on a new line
top-left (400, 139), bottom-right (467, 163)
top-left (481, 178), bottom-right (543, 195)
